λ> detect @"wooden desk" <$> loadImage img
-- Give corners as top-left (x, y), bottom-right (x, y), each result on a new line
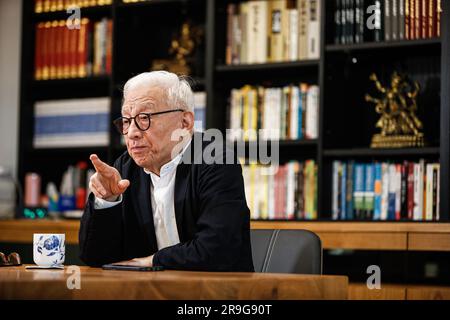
top-left (0, 265), bottom-right (348, 300)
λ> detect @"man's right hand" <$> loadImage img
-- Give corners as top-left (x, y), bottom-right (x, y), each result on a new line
top-left (89, 154), bottom-right (130, 202)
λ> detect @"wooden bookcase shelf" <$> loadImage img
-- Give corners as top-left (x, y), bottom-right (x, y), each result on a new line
top-left (2, 219), bottom-right (450, 252)
top-left (252, 220), bottom-right (450, 251)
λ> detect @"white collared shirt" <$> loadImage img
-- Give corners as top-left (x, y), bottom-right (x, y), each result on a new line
top-left (94, 137), bottom-right (192, 250)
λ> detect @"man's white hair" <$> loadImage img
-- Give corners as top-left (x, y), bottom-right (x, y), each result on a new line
top-left (123, 71), bottom-right (195, 113)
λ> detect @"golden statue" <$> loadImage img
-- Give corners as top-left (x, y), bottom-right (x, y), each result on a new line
top-left (365, 71), bottom-right (425, 148)
top-left (151, 22), bottom-right (203, 76)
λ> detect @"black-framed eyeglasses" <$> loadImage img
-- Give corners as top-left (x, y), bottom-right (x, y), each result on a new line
top-left (113, 109), bottom-right (184, 135)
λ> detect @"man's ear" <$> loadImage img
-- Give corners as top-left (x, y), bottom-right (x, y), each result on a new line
top-left (182, 111), bottom-right (194, 131)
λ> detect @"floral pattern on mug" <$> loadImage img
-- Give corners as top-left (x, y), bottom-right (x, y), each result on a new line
top-left (35, 235), bottom-right (65, 266)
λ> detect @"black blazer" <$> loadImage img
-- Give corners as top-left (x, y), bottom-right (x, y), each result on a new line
top-left (79, 132), bottom-right (254, 272)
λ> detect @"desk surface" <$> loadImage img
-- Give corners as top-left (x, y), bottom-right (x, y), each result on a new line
top-left (0, 265), bottom-right (348, 300)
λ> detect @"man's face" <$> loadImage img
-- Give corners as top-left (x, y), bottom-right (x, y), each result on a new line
top-left (121, 86), bottom-right (184, 171)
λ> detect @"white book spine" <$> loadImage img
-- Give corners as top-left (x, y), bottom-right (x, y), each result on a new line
top-left (307, 0), bottom-right (321, 59)
top-left (289, 9), bottom-right (299, 61)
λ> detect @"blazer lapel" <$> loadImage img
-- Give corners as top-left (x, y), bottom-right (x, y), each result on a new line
top-left (131, 167), bottom-right (158, 253)
top-left (174, 162), bottom-right (190, 242)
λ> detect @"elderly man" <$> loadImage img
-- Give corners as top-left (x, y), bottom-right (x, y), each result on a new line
top-left (79, 71), bottom-right (254, 272)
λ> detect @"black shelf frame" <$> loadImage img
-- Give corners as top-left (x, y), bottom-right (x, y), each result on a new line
top-left (33, 4), bottom-right (112, 22)
top-left (323, 147), bottom-right (441, 158)
top-left (326, 38), bottom-right (442, 52)
top-left (215, 60), bottom-right (320, 73)
top-left (18, 0), bottom-right (450, 221)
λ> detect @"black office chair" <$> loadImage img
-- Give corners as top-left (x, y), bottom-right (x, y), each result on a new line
top-left (251, 229), bottom-right (322, 274)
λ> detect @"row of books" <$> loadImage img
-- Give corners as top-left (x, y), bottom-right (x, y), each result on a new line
top-left (228, 84), bottom-right (319, 141)
top-left (226, 0), bottom-right (321, 65)
top-left (34, 18), bottom-right (112, 80)
top-left (34, 0), bottom-right (112, 13)
top-left (243, 160), bottom-right (318, 220)
top-left (334, 0), bottom-right (442, 45)
top-left (34, 97), bottom-right (110, 148)
top-left (332, 160), bottom-right (440, 221)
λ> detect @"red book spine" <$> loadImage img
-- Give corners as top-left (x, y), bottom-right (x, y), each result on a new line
top-left (55, 21), bottom-right (64, 79)
top-left (78, 18), bottom-right (88, 78)
top-left (105, 19), bottom-right (113, 75)
top-left (42, 21), bottom-right (51, 80)
top-left (69, 23), bottom-right (79, 78)
top-left (49, 21), bottom-right (58, 79)
top-left (62, 24), bottom-right (70, 78)
top-left (34, 23), bottom-right (44, 80)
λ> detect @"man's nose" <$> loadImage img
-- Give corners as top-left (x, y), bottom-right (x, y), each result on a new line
top-left (127, 119), bottom-right (142, 139)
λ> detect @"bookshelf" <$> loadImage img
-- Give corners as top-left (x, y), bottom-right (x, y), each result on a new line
top-left (15, 0), bottom-right (450, 292)
top-left (18, 0), bottom-right (450, 220)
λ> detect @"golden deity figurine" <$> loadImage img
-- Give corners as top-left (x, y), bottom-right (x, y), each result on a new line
top-left (365, 71), bottom-right (425, 148)
top-left (169, 23), bottom-right (195, 70)
top-left (151, 21), bottom-right (203, 76)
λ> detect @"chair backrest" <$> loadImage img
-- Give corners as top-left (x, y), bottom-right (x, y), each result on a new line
top-left (250, 229), bottom-right (322, 274)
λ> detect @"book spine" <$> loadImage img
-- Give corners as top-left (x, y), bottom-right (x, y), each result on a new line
top-left (226, 4), bottom-right (234, 65)
top-left (425, 163), bottom-right (433, 220)
top-left (437, 0), bottom-right (441, 37)
top-left (381, 162), bottom-right (390, 220)
top-left (400, 161), bottom-right (408, 219)
top-left (341, 0), bottom-right (347, 44)
top-left (422, 0), bottom-right (428, 39)
top-left (346, 161), bottom-right (355, 220)
top-left (395, 163), bottom-right (401, 220)
top-left (407, 162), bottom-right (415, 220)
top-left (353, 163), bottom-right (365, 220)
top-left (374, 0), bottom-right (384, 41)
top-left (399, 0), bottom-right (405, 39)
top-left (385, 0), bottom-right (391, 41)
top-left (364, 163), bottom-right (375, 220)
top-left (373, 163), bottom-right (382, 220)
top-left (415, 0), bottom-right (421, 38)
top-left (392, 0), bottom-right (398, 40)
top-left (347, 0), bottom-right (355, 44)
top-left (340, 161), bottom-right (347, 220)
top-left (432, 164), bottom-right (438, 220)
top-left (429, 0), bottom-right (436, 38)
top-left (405, 0), bottom-right (410, 39)
top-left (34, 23), bottom-right (44, 80)
top-left (335, 0), bottom-right (341, 44)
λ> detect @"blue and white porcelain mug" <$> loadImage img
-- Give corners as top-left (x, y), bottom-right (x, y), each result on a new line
top-left (33, 233), bottom-right (65, 267)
